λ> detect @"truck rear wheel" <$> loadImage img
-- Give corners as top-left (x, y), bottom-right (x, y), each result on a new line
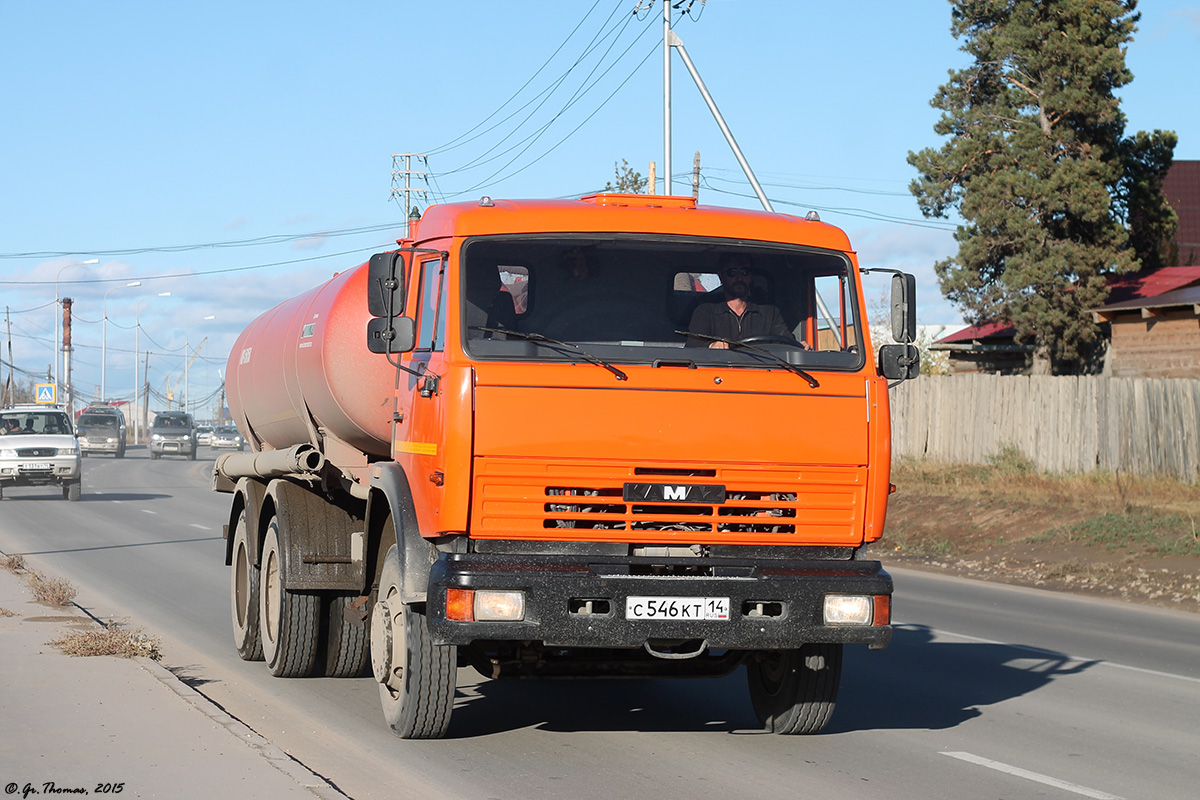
top-left (370, 545), bottom-right (456, 739)
top-left (230, 510), bottom-right (263, 661)
top-left (322, 594), bottom-right (370, 678)
top-left (747, 643), bottom-right (842, 735)
top-left (259, 520), bottom-right (320, 677)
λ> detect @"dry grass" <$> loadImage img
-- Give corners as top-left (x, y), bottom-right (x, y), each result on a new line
top-left (26, 570), bottom-right (78, 606)
top-left (0, 607), bottom-right (15, 617)
top-left (48, 619), bottom-right (163, 660)
top-left (3, 553), bottom-right (27, 573)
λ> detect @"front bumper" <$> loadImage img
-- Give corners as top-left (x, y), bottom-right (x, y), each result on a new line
top-left (426, 552), bottom-right (892, 651)
top-left (79, 438), bottom-right (120, 453)
top-left (0, 458), bottom-right (81, 487)
top-left (151, 439), bottom-right (195, 455)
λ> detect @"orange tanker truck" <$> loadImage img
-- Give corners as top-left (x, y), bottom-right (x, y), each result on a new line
top-left (212, 192), bottom-right (919, 738)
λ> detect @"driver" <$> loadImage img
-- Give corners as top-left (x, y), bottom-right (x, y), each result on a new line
top-left (686, 253), bottom-right (790, 348)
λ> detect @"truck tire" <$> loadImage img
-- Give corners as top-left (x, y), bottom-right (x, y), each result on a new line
top-left (230, 510), bottom-right (263, 661)
top-left (259, 520), bottom-right (320, 677)
top-left (322, 594), bottom-right (370, 678)
top-left (370, 545), bottom-right (456, 739)
top-left (747, 643), bottom-right (843, 735)
top-left (64, 482), bottom-right (81, 502)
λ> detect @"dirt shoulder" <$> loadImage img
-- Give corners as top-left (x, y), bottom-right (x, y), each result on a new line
top-left (873, 458), bottom-right (1200, 615)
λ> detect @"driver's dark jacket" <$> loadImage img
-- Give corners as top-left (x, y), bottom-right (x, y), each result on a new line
top-left (686, 300), bottom-right (790, 346)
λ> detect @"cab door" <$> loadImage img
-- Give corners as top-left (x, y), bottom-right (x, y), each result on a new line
top-left (394, 253), bottom-right (451, 534)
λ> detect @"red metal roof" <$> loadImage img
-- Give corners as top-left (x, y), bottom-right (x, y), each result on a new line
top-left (1103, 264), bottom-right (1200, 304)
top-left (935, 320), bottom-right (1016, 344)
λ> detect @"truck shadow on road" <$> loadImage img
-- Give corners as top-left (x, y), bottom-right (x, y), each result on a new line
top-left (447, 624), bottom-right (1098, 737)
top-left (827, 623), bottom-right (1099, 733)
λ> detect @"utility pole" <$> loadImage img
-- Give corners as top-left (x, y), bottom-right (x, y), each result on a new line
top-left (143, 351), bottom-right (151, 432)
top-left (692, 151), bottom-right (701, 199)
top-left (390, 153), bottom-right (428, 237)
top-left (4, 307), bottom-right (12, 407)
top-left (62, 298), bottom-right (75, 416)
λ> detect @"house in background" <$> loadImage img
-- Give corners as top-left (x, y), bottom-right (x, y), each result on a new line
top-left (932, 160), bottom-right (1200, 376)
top-left (1088, 265), bottom-right (1200, 378)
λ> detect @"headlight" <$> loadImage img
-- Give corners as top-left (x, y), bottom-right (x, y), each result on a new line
top-left (58, 445), bottom-right (79, 456)
top-left (0, 448), bottom-right (15, 458)
top-left (151, 434), bottom-right (163, 442)
top-left (823, 595), bottom-right (874, 626)
top-left (106, 437), bottom-right (117, 443)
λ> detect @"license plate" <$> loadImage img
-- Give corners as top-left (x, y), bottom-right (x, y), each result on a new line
top-left (21, 462), bottom-right (51, 470)
top-left (626, 596), bottom-right (730, 621)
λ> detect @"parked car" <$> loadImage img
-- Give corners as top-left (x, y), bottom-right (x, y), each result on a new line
top-left (0, 405), bottom-right (82, 500)
top-left (77, 405), bottom-right (128, 458)
top-left (196, 425), bottom-right (215, 446)
top-left (209, 425), bottom-right (245, 451)
top-left (149, 412), bottom-right (197, 460)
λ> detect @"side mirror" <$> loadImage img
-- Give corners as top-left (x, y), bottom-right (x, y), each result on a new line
top-left (890, 273), bottom-right (917, 344)
top-left (878, 343), bottom-right (920, 381)
top-left (367, 316), bottom-right (416, 354)
top-left (367, 251), bottom-right (407, 318)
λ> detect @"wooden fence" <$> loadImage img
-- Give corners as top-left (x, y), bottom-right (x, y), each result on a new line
top-left (888, 374), bottom-right (1200, 481)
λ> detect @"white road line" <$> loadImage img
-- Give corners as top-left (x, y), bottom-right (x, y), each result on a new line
top-left (896, 620), bottom-right (1200, 685)
top-left (941, 752), bottom-right (1125, 800)
top-left (141, 509), bottom-right (157, 515)
top-left (188, 524), bottom-right (210, 530)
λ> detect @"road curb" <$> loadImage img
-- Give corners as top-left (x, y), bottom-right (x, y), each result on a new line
top-left (136, 655), bottom-right (350, 800)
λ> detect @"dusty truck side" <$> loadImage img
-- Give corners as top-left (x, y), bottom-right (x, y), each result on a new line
top-left (213, 193), bottom-right (919, 739)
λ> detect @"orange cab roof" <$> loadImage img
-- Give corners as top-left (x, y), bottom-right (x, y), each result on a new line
top-left (407, 194), bottom-right (854, 252)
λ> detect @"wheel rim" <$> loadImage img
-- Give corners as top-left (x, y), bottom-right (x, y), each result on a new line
top-left (233, 539), bottom-right (250, 629)
top-left (262, 545), bottom-right (280, 647)
top-left (370, 584), bottom-right (406, 693)
top-left (757, 652), bottom-right (789, 697)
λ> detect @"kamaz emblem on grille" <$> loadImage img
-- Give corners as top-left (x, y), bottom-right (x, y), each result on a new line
top-left (623, 482), bottom-right (727, 504)
top-left (663, 486), bottom-right (688, 500)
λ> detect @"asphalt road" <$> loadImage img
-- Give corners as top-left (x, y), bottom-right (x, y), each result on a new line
top-left (1, 449), bottom-right (1197, 800)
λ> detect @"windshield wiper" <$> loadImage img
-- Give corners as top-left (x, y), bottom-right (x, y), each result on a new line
top-left (472, 327), bottom-right (628, 381)
top-left (674, 331), bottom-right (819, 388)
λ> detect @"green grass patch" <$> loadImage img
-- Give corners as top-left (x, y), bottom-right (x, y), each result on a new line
top-left (1054, 510), bottom-right (1200, 556)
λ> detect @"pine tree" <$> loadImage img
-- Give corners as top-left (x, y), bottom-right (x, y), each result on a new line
top-left (604, 159), bottom-right (648, 194)
top-left (908, 0), bottom-right (1175, 373)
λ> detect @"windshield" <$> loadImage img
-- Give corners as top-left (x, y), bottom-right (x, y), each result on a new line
top-left (79, 414), bottom-right (119, 430)
top-left (0, 411), bottom-right (73, 436)
top-left (459, 236), bottom-right (864, 371)
top-left (155, 416), bottom-right (191, 429)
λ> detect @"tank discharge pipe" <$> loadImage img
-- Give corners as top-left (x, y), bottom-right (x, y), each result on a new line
top-left (215, 444), bottom-right (327, 482)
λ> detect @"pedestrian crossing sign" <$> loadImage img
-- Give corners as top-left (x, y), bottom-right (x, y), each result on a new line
top-left (35, 383), bottom-right (56, 404)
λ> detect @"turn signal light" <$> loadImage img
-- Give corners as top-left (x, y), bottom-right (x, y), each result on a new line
top-left (445, 588), bottom-right (526, 622)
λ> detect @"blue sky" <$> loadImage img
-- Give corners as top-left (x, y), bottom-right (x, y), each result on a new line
top-left (2, 0), bottom-right (1197, 414)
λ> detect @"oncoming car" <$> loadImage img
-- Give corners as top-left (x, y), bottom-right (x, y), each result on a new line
top-left (209, 425), bottom-right (245, 451)
top-left (77, 405), bottom-right (128, 458)
top-left (150, 411), bottom-right (197, 460)
top-left (0, 406), bottom-right (82, 501)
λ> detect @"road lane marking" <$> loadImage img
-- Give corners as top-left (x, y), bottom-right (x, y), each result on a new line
top-left (896, 621), bottom-right (1200, 685)
top-left (142, 509), bottom-right (157, 515)
top-left (941, 752), bottom-right (1125, 799)
top-left (189, 524), bottom-right (210, 531)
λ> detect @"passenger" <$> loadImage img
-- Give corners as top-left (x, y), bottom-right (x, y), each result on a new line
top-left (23, 418), bottom-right (35, 432)
top-left (686, 253), bottom-right (791, 348)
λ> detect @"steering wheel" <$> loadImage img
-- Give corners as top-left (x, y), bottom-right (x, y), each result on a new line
top-left (738, 334), bottom-right (803, 347)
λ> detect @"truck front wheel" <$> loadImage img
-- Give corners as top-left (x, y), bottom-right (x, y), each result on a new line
top-left (230, 509), bottom-right (263, 661)
top-left (259, 520), bottom-right (320, 677)
top-left (370, 545), bottom-right (456, 739)
top-left (747, 643), bottom-right (843, 734)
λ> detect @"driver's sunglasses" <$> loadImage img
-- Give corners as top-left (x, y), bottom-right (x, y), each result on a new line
top-left (723, 268), bottom-right (752, 277)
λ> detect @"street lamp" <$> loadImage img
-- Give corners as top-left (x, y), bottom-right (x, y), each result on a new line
top-left (54, 258), bottom-right (98, 394)
top-left (184, 315), bottom-right (215, 416)
top-left (102, 281), bottom-right (141, 402)
top-left (133, 292), bottom-right (171, 444)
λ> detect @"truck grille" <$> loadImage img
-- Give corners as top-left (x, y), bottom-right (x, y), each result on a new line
top-left (472, 459), bottom-right (866, 546)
